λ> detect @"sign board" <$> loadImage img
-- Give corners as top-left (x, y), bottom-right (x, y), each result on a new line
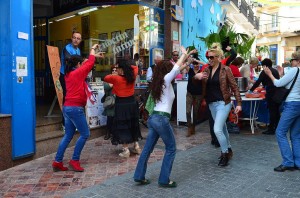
top-left (171, 5), bottom-right (184, 22)
top-left (46, 45), bottom-right (63, 110)
top-left (86, 82), bottom-right (107, 128)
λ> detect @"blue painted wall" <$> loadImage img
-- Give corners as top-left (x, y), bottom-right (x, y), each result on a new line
top-left (0, 0), bottom-right (36, 159)
top-left (182, 0), bottom-right (223, 61)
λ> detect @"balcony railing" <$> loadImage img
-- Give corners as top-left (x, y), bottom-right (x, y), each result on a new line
top-left (254, 16), bottom-right (259, 30)
top-left (231, 0), bottom-right (239, 8)
top-left (220, 0), bottom-right (259, 31)
top-left (260, 23), bottom-right (280, 34)
top-left (248, 6), bottom-right (254, 24)
top-left (240, 0), bottom-right (248, 18)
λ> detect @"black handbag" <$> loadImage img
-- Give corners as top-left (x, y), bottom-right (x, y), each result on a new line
top-left (227, 121), bottom-right (240, 134)
top-left (272, 68), bottom-right (299, 104)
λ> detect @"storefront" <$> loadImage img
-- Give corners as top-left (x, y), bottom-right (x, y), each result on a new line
top-left (48, 1), bottom-right (165, 81)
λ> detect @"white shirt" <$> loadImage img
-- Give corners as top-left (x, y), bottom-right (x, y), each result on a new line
top-left (273, 67), bottom-right (300, 102)
top-left (154, 64), bottom-right (180, 114)
top-left (146, 66), bottom-right (153, 82)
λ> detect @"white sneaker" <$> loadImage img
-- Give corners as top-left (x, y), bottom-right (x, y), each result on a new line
top-left (132, 146), bottom-right (142, 154)
top-left (119, 148), bottom-right (130, 158)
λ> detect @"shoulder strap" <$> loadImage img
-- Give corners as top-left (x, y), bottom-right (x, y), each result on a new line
top-left (289, 68), bottom-right (299, 91)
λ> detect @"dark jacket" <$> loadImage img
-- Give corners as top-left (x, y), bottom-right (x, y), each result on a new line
top-left (102, 82), bottom-right (115, 117)
top-left (187, 68), bottom-right (202, 95)
top-left (250, 67), bottom-right (280, 95)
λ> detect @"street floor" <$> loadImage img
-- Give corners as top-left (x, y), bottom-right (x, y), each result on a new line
top-left (1, 121), bottom-right (299, 198)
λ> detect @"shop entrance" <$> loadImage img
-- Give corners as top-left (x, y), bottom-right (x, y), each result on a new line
top-left (33, 3), bottom-right (165, 147)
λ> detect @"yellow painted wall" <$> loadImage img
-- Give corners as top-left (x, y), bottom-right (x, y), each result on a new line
top-left (49, 16), bottom-right (82, 42)
top-left (49, 4), bottom-right (139, 45)
top-left (90, 5), bottom-right (139, 39)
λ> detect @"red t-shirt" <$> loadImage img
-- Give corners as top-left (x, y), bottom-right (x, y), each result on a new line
top-left (201, 64), bottom-right (209, 71)
top-left (64, 55), bottom-right (95, 107)
top-left (104, 65), bottom-right (138, 97)
top-left (229, 65), bottom-right (242, 77)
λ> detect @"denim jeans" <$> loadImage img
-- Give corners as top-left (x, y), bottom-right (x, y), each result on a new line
top-left (134, 114), bottom-right (176, 184)
top-left (276, 101), bottom-right (300, 167)
top-left (55, 106), bottom-right (90, 162)
top-left (208, 101), bottom-right (232, 153)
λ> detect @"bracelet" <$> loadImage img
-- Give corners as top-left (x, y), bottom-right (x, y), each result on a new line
top-left (91, 48), bottom-right (95, 50)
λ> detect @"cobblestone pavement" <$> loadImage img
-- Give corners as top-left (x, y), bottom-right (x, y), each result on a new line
top-left (0, 121), bottom-right (210, 198)
top-left (1, 121), bottom-right (300, 198)
top-left (65, 124), bottom-right (300, 198)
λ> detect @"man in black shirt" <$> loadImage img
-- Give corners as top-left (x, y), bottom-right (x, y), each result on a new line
top-left (250, 58), bottom-right (280, 135)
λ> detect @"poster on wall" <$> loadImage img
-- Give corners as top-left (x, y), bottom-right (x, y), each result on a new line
top-left (46, 45), bottom-right (63, 110)
top-left (16, 56), bottom-right (28, 77)
top-left (86, 82), bottom-right (107, 128)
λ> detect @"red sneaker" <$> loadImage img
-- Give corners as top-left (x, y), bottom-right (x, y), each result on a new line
top-left (69, 160), bottom-right (84, 172)
top-left (52, 161), bottom-right (68, 172)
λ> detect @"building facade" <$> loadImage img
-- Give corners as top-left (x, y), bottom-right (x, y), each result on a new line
top-left (256, 0), bottom-right (300, 65)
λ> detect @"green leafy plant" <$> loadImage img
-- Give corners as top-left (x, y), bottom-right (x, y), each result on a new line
top-left (257, 45), bottom-right (269, 55)
top-left (198, 24), bottom-right (255, 59)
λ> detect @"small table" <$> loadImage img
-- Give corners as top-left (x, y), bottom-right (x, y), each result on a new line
top-left (231, 96), bottom-right (264, 134)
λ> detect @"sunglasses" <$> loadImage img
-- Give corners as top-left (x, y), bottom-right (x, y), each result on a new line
top-left (112, 69), bottom-right (117, 71)
top-left (290, 59), bottom-right (299, 63)
top-left (173, 54), bottom-right (179, 56)
top-left (206, 56), bottom-right (218, 60)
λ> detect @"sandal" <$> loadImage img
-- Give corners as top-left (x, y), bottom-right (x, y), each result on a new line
top-left (134, 179), bottom-right (150, 185)
top-left (158, 181), bottom-right (177, 188)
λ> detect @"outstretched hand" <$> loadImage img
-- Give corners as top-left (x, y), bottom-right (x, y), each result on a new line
top-left (194, 72), bottom-right (208, 80)
top-left (95, 52), bottom-right (105, 59)
top-left (90, 44), bottom-right (105, 58)
top-left (180, 46), bottom-right (188, 55)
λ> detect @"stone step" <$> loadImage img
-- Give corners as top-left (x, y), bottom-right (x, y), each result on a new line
top-left (35, 121), bottom-right (62, 134)
top-left (34, 127), bottom-right (105, 159)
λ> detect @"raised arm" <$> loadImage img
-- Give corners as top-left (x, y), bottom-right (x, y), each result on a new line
top-left (177, 46), bottom-right (197, 71)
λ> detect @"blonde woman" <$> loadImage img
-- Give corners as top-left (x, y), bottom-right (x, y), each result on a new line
top-left (194, 48), bottom-right (242, 167)
top-left (240, 57), bottom-right (259, 87)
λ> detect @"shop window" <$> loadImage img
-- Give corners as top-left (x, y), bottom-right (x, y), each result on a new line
top-left (269, 44), bottom-right (278, 65)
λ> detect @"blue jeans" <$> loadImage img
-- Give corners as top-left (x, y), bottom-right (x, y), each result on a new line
top-left (134, 114), bottom-right (176, 184)
top-left (55, 106), bottom-right (90, 162)
top-left (276, 101), bottom-right (300, 167)
top-left (209, 101), bottom-right (232, 153)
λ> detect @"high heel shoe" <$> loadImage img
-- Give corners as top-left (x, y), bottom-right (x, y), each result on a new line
top-left (52, 161), bottom-right (68, 172)
top-left (69, 160), bottom-right (84, 172)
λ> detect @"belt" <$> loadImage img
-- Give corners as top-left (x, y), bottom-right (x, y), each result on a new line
top-left (152, 111), bottom-right (171, 119)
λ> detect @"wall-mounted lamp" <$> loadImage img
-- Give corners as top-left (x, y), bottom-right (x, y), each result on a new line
top-left (55, 15), bottom-right (76, 22)
top-left (78, 7), bottom-right (98, 15)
